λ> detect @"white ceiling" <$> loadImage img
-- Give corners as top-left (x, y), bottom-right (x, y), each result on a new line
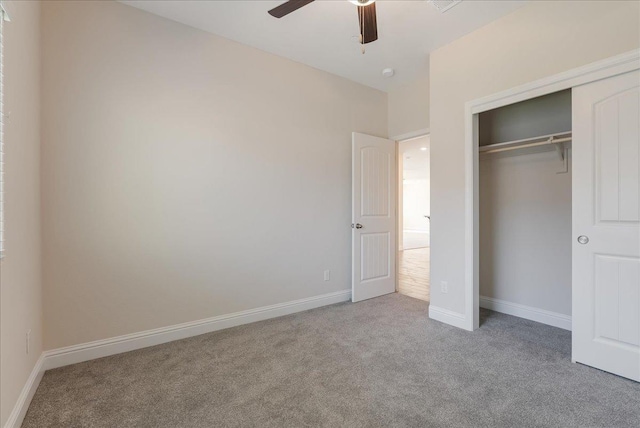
top-left (120, 0), bottom-right (527, 91)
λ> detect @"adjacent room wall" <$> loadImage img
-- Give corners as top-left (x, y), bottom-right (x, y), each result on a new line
top-left (388, 74), bottom-right (429, 139)
top-left (0, 1), bottom-right (42, 425)
top-left (400, 135), bottom-right (431, 251)
top-left (41, 1), bottom-right (387, 350)
top-left (430, 0), bottom-right (640, 316)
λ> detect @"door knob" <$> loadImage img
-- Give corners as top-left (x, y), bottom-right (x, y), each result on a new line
top-left (352, 223), bottom-right (363, 229)
top-left (577, 235), bottom-right (589, 244)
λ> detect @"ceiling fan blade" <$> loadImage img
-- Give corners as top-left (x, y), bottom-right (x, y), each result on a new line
top-left (357, 3), bottom-right (378, 44)
top-left (268, 0), bottom-right (315, 18)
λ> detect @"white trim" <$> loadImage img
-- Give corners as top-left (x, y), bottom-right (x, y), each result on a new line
top-left (463, 49), bottom-right (640, 331)
top-left (43, 289), bottom-right (351, 370)
top-left (3, 355), bottom-right (45, 428)
top-left (0, 3), bottom-right (4, 259)
top-left (1, 1), bottom-right (11, 22)
top-left (4, 290), bottom-right (351, 427)
top-left (479, 296), bottom-right (572, 331)
top-left (428, 305), bottom-right (469, 330)
top-left (391, 128), bottom-right (429, 142)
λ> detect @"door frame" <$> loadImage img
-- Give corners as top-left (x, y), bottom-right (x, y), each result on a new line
top-left (392, 129), bottom-right (430, 292)
top-left (462, 50), bottom-right (640, 331)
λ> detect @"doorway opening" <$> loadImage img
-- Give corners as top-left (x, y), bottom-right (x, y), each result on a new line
top-left (478, 90), bottom-right (572, 330)
top-left (397, 135), bottom-right (430, 302)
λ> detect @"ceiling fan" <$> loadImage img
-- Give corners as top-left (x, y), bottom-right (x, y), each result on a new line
top-left (268, 0), bottom-right (378, 45)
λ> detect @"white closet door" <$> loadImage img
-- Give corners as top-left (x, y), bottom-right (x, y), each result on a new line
top-left (572, 70), bottom-right (640, 381)
top-left (352, 132), bottom-right (396, 302)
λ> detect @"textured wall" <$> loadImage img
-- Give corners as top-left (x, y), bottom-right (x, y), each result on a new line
top-left (41, 1), bottom-right (387, 349)
top-left (0, 1), bottom-right (42, 425)
top-left (388, 74), bottom-right (429, 139)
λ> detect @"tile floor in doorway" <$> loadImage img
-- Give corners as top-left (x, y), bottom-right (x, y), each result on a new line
top-left (398, 247), bottom-right (430, 301)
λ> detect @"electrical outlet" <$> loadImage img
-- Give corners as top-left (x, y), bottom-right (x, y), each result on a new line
top-left (324, 270), bottom-right (330, 281)
top-left (440, 281), bottom-right (449, 294)
top-left (26, 329), bottom-right (31, 355)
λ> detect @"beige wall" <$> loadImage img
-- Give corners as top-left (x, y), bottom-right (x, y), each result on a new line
top-left (0, 1), bottom-right (42, 425)
top-left (388, 74), bottom-right (429, 139)
top-left (430, 0), bottom-right (640, 315)
top-left (41, 1), bottom-right (387, 350)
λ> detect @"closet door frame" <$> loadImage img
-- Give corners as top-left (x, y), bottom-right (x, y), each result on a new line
top-left (457, 49), bottom-right (640, 332)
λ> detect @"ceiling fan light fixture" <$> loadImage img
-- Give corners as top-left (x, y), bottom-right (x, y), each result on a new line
top-left (349, 0), bottom-right (376, 6)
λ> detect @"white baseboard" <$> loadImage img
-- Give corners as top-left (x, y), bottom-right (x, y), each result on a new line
top-left (43, 289), bottom-right (351, 370)
top-left (3, 354), bottom-right (45, 428)
top-left (479, 295), bottom-right (571, 331)
top-left (4, 289), bottom-right (351, 428)
top-left (428, 305), bottom-right (470, 330)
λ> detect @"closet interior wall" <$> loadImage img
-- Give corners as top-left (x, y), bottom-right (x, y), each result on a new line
top-left (479, 90), bottom-right (573, 320)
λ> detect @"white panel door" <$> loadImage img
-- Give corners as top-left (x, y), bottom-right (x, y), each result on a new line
top-left (573, 70), bottom-right (640, 381)
top-left (352, 132), bottom-right (396, 302)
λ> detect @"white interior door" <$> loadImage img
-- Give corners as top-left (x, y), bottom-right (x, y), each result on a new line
top-left (352, 132), bottom-right (396, 302)
top-left (573, 70), bottom-right (640, 381)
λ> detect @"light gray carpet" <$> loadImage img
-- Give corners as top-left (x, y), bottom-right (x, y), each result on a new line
top-left (23, 294), bottom-right (640, 427)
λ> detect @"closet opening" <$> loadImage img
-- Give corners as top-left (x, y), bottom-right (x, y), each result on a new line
top-left (397, 135), bottom-right (430, 302)
top-left (478, 89), bottom-right (572, 330)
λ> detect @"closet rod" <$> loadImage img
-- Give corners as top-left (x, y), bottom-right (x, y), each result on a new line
top-left (479, 131), bottom-right (572, 155)
top-left (480, 137), bottom-right (571, 154)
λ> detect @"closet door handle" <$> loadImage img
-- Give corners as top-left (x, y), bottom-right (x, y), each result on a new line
top-left (577, 235), bottom-right (589, 245)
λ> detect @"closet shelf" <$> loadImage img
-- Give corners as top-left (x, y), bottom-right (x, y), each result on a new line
top-left (479, 131), bottom-right (572, 157)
